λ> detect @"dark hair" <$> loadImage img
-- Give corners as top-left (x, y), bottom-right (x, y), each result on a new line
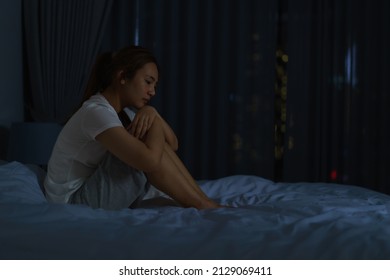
top-left (82, 45), bottom-right (158, 103)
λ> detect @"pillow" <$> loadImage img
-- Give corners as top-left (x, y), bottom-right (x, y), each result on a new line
top-left (25, 163), bottom-right (47, 192)
top-left (0, 161), bottom-right (47, 204)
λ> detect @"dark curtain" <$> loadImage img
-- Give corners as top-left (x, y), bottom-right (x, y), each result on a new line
top-left (284, 0), bottom-right (390, 193)
top-left (101, 0), bottom-right (279, 180)
top-left (23, 0), bottom-right (113, 123)
top-left (22, 0), bottom-right (390, 193)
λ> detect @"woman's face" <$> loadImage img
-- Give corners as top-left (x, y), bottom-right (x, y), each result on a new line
top-left (122, 62), bottom-right (158, 109)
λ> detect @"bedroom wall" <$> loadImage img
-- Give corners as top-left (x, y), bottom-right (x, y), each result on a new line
top-left (0, 0), bottom-right (24, 159)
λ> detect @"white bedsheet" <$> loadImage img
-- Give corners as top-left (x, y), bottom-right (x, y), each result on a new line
top-left (1, 161), bottom-right (390, 259)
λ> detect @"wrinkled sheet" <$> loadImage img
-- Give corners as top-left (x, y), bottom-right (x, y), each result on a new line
top-left (1, 161), bottom-right (390, 259)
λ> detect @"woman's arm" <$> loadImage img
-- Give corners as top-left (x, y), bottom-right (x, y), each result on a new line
top-left (96, 117), bottom-right (165, 172)
top-left (129, 106), bottom-right (178, 151)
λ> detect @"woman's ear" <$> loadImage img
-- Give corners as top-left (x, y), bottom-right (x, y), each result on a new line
top-left (115, 70), bottom-right (126, 85)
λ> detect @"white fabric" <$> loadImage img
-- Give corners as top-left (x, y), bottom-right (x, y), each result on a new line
top-left (3, 161), bottom-right (390, 259)
top-left (123, 107), bottom-right (136, 121)
top-left (44, 94), bottom-right (123, 203)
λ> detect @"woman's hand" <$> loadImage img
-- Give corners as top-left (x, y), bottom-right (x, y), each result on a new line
top-left (129, 106), bottom-right (159, 139)
top-left (128, 106), bottom-right (179, 151)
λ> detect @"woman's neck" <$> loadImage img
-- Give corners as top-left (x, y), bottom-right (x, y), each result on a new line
top-left (101, 87), bottom-right (122, 112)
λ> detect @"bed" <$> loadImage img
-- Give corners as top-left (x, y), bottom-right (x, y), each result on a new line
top-left (1, 160), bottom-right (390, 260)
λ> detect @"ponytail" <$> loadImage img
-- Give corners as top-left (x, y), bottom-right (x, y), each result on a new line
top-left (82, 52), bottom-right (114, 103)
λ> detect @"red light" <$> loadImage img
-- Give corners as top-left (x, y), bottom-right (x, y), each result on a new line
top-left (330, 170), bottom-right (337, 181)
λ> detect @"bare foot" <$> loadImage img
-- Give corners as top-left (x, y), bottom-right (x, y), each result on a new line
top-left (194, 199), bottom-right (226, 209)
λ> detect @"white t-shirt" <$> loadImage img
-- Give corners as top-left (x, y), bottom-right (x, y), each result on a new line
top-left (44, 94), bottom-right (135, 203)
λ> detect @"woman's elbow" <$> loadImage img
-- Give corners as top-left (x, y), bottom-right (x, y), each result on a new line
top-left (168, 137), bottom-right (179, 152)
top-left (171, 142), bottom-right (179, 152)
top-left (164, 140), bottom-right (178, 153)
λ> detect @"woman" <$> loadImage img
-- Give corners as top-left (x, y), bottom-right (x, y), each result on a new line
top-left (44, 46), bottom-right (220, 210)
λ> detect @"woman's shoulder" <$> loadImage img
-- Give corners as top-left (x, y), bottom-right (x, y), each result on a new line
top-left (78, 94), bottom-right (119, 120)
top-left (67, 94), bottom-right (121, 129)
top-left (83, 93), bottom-right (112, 109)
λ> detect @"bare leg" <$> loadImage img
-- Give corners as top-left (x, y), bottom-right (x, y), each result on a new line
top-left (145, 147), bottom-right (220, 209)
top-left (163, 143), bottom-right (211, 201)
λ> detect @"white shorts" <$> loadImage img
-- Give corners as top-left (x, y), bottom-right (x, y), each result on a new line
top-left (70, 153), bottom-right (150, 210)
